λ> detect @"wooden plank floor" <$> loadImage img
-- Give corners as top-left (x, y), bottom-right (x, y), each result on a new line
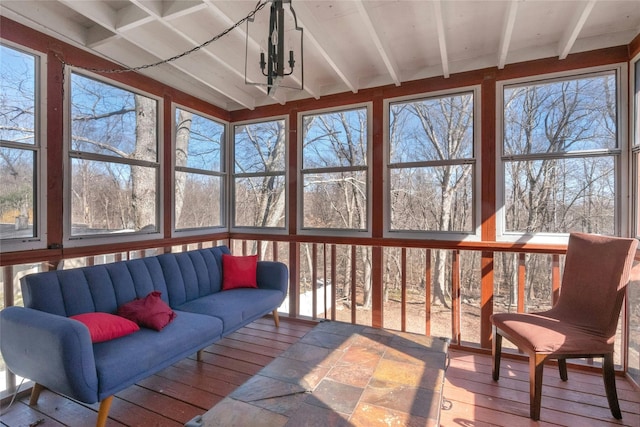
top-left (1, 317), bottom-right (639, 426)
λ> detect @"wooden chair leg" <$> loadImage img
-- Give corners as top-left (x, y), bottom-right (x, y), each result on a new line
top-left (529, 353), bottom-right (545, 421)
top-left (96, 395), bottom-right (114, 427)
top-left (272, 309), bottom-right (280, 328)
top-left (29, 383), bottom-right (45, 406)
top-left (558, 358), bottom-right (568, 381)
top-left (602, 353), bottom-right (622, 419)
top-left (492, 327), bottom-right (502, 381)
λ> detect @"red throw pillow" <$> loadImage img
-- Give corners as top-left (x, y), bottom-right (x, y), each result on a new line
top-left (117, 291), bottom-right (177, 331)
top-left (70, 312), bottom-right (139, 343)
top-left (222, 254), bottom-right (258, 290)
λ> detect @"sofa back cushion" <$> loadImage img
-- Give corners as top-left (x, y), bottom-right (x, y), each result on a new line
top-left (158, 246), bottom-right (229, 307)
top-left (21, 246), bottom-right (230, 316)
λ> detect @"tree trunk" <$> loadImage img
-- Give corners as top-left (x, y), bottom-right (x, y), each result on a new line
top-left (131, 95), bottom-right (157, 231)
top-left (174, 109), bottom-right (192, 227)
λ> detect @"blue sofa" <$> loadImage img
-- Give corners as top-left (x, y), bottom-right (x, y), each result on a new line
top-left (0, 245), bottom-right (288, 427)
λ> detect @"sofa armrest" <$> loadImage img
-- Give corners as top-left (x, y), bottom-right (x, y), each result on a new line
top-left (0, 306), bottom-right (99, 403)
top-left (256, 261), bottom-right (288, 296)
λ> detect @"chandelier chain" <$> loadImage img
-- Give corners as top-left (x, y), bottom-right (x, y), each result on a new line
top-left (55, 1), bottom-right (268, 74)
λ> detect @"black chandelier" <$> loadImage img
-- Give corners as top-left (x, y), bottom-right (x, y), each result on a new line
top-left (245, 0), bottom-right (304, 96)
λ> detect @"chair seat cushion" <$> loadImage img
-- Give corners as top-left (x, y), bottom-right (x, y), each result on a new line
top-left (491, 312), bottom-right (613, 355)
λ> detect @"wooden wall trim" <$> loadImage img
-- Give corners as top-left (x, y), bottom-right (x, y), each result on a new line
top-left (629, 32), bottom-right (640, 59)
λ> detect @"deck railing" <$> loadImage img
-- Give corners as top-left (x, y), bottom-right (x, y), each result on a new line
top-left (1, 236), bottom-right (638, 396)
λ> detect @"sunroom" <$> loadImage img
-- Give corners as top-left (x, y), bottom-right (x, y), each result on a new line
top-left (1, 1), bottom-right (639, 425)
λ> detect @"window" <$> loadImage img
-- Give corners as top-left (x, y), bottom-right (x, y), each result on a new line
top-left (386, 90), bottom-right (477, 238)
top-left (300, 106), bottom-right (370, 232)
top-left (499, 69), bottom-right (621, 241)
top-left (0, 44), bottom-right (45, 250)
top-left (232, 118), bottom-right (287, 229)
top-left (68, 72), bottom-right (160, 241)
top-left (174, 106), bottom-right (226, 232)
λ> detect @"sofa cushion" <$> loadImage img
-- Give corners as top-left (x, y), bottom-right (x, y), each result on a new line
top-left (177, 288), bottom-right (284, 334)
top-left (70, 312), bottom-right (139, 343)
top-left (93, 310), bottom-right (223, 399)
top-left (222, 254), bottom-right (258, 290)
top-left (118, 291), bottom-right (177, 331)
top-left (158, 246), bottom-right (230, 307)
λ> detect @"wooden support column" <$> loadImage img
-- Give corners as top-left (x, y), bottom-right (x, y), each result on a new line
top-left (480, 251), bottom-right (494, 348)
top-left (480, 71), bottom-right (497, 349)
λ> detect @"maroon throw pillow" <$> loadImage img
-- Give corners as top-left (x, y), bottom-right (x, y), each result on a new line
top-left (70, 312), bottom-right (139, 343)
top-left (222, 254), bottom-right (258, 290)
top-left (118, 291), bottom-right (177, 331)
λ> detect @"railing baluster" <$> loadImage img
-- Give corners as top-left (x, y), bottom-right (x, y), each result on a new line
top-left (323, 243), bottom-right (328, 320)
top-left (425, 249), bottom-right (431, 336)
top-left (401, 248), bottom-right (407, 332)
top-left (518, 253), bottom-right (526, 313)
top-left (312, 243), bottom-right (317, 320)
top-left (331, 244), bottom-right (337, 321)
top-left (452, 249), bottom-right (461, 344)
top-left (351, 245), bottom-right (357, 325)
top-left (552, 254), bottom-right (560, 305)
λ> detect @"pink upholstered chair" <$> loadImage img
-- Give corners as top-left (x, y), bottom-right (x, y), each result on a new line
top-left (491, 232), bottom-right (638, 421)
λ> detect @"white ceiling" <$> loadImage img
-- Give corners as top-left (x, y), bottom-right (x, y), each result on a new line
top-left (2, 0), bottom-right (639, 111)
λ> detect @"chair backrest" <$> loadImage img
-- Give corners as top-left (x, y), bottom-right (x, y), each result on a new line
top-left (548, 233), bottom-right (638, 340)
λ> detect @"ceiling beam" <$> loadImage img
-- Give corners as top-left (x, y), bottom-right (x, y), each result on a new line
top-left (354, 0), bottom-right (400, 86)
top-left (497, 0), bottom-right (519, 69)
top-left (558, 0), bottom-right (596, 60)
top-left (432, 0), bottom-right (450, 78)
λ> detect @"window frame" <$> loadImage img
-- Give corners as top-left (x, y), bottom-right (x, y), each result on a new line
top-left (0, 42), bottom-right (47, 252)
top-left (230, 115), bottom-right (289, 234)
top-left (632, 55), bottom-right (640, 239)
top-left (383, 87), bottom-right (481, 241)
top-left (297, 103), bottom-right (373, 237)
top-left (496, 64), bottom-right (628, 244)
top-left (63, 68), bottom-right (164, 247)
top-left (171, 103), bottom-right (228, 236)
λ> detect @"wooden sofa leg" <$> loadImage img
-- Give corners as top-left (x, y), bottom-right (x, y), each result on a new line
top-left (29, 383), bottom-right (45, 406)
top-left (272, 309), bottom-right (280, 328)
top-left (602, 353), bottom-right (622, 419)
top-left (96, 395), bottom-right (114, 427)
top-left (492, 327), bottom-right (502, 381)
top-left (530, 354), bottom-right (545, 421)
top-left (197, 349), bottom-right (204, 362)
